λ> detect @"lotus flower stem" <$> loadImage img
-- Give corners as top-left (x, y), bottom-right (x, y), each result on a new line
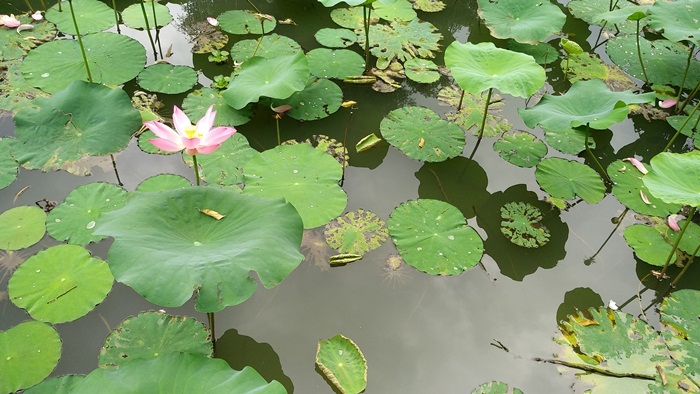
top-left (677, 78), bottom-right (699, 114)
top-left (671, 241), bottom-right (700, 286)
top-left (584, 124), bottom-right (611, 183)
top-left (659, 206), bottom-right (696, 277)
top-left (111, 0), bottom-right (121, 34)
top-left (363, 5), bottom-right (371, 73)
top-left (139, 0), bottom-right (158, 60)
top-left (457, 90), bottom-right (465, 111)
top-left (675, 44), bottom-right (696, 107)
top-left (67, 0), bottom-right (93, 83)
top-left (591, 21), bottom-right (609, 51)
top-left (110, 154), bottom-right (123, 186)
top-left (585, 208), bottom-right (628, 265)
top-left (635, 19), bottom-right (649, 86)
top-left (192, 154), bottom-right (201, 186)
top-left (468, 87), bottom-right (492, 160)
top-left (252, 20), bottom-right (264, 58)
top-left (57, 0), bottom-right (61, 12)
top-left (208, 312), bottom-right (216, 348)
top-left (663, 98), bottom-right (699, 152)
top-left (275, 116), bottom-right (281, 145)
top-left (340, 108), bottom-right (354, 186)
top-left (247, 0), bottom-right (261, 13)
top-left (24, 0), bottom-right (34, 13)
top-left (151, 0), bottom-right (164, 58)
top-left (39, 0), bottom-right (47, 11)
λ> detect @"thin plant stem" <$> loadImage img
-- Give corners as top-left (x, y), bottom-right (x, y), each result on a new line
top-left (57, 0), bottom-right (61, 12)
top-left (659, 206), bottom-right (697, 277)
top-left (671, 241), bottom-right (700, 286)
top-left (275, 116), bottom-right (281, 145)
top-left (247, 0), bottom-right (261, 13)
top-left (591, 21), bottom-right (609, 50)
top-left (39, 0), bottom-right (47, 11)
top-left (110, 154), bottom-right (123, 186)
top-left (192, 154), bottom-right (201, 186)
top-left (151, 0), bottom-right (163, 58)
top-left (207, 312), bottom-right (216, 349)
top-left (68, 0), bottom-right (92, 82)
top-left (363, 5), bottom-right (371, 73)
top-left (24, 0), bottom-right (34, 13)
top-left (678, 78), bottom-right (699, 114)
top-left (111, 0), bottom-right (121, 33)
top-left (584, 124), bottom-right (611, 183)
top-left (635, 19), bottom-right (650, 86)
top-left (675, 44), bottom-right (696, 107)
top-left (457, 90), bottom-right (465, 111)
top-left (585, 208), bottom-right (628, 265)
top-left (340, 108), bottom-right (354, 186)
top-left (468, 87), bottom-right (492, 160)
top-left (139, 0), bottom-right (158, 60)
top-left (251, 20), bottom-right (264, 57)
top-left (663, 98), bottom-right (700, 151)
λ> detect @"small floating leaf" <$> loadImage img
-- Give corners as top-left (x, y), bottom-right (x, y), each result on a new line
top-left (136, 174), bottom-right (191, 192)
top-left (470, 381), bottom-right (524, 394)
top-left (122, 1), bottom-right (172, 29)
top-left (0, 321), bottom-right (61, 393)
top-left (404, 58), bottom-right (440, 83)
top-left (316, 334), bottom-right (367, 394)
top-left (325, 209), bottom-right (388, 255)
top-left (0, 206), bottom-right (46, 251)
top-left (315, 28), bottom-right (357, 48)
top-left (623, 224), bottom-right (676, 266)
top-left (356, 133), bottom-right (383, 152)
top-left (137, 64), bottom-right (198, 95)
top-left (493, 131), bottom-right (547, 168)
top-left (217, 10), bottom-right (276, 35)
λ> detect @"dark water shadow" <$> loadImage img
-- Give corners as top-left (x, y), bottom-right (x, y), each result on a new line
top-left (555, 287), bottom-right (604, 325)
top-left (475, 184), bottom-right (569, 281)
top-left (215, 328), bottom-right (294, 393)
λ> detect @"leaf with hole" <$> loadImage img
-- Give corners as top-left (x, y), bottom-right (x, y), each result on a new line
top-left (324, 209), bottom-right (388, 255)
top-left (493, 131), bottom-right (547, 168)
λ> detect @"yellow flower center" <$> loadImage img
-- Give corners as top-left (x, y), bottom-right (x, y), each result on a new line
top-left (184, 125), bottom-right (200, 139)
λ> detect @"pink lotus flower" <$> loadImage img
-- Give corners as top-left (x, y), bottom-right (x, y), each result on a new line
top-left (659, 99), bottom-right (677, 109)
top-left (146, 105), bottom-right (236, 155)
top-left (31, 11), bottom-right (43, 21)
top-left (206, 17), bottom-right (218, 26)
top-left (0, 14), bottom-right (21, 28)
top-left (668, 214), bottom-right (685, 232)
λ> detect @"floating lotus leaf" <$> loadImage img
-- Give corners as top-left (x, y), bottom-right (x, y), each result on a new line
top-left (439, 85), bottom-right (512, 137)
top-left (543, 125), bottom-right (593, 155)
top-left (666, 219), bottom-right (700, 257)
top-left (46, 182), bottom-right (129, 245)
top-left (22, 32), bottom-right (146, 93)
top-left (388, 199), bottom-right (484, 275)
top-left (0, 321), bottom-right (61, 393)
top-left (315, 28), bottom-right (357, 48)
top-left (0, 16), bottom-right (55, 61)
top-left (71, 353), bottom-right (286, 393)
top-left (137, 64), bottom-right (198, 95)
top-left (218, 10), bottom-right (276, 35)
top-left (282, 134), bottom-right (349, 168)
top-left (223, 53), bottom-right (309, 110)
top-left (23, 375), bottom-right (84, 394)
top-left (607, 160), bottom-right (680, 217)
top-left (647, 0), bottom-right (700, 46)
top-left (445, 41), bottom-right (544, 97)
top-left (471, 381), bottom-right (524, 394)
top-left (643, 151), bottom-right (700, 207)
top-left (243, 144), bottom-right (347, 229)
top-left (562, 52), bottom-right (636, 91)
top-left (46, 0), bottom-right (114, 35)
top-left (316, 334), bottom-right (367, 394)
top-left (0, 138), bottom-right (18, 189)
top-left (519, 79), bottom-right (655, 132)
top-left (122, 1), bottom-right (172, 29)
top-left (0, 206), bottom-right (46, 251)
top-left (230, 33), bottom-right (302, 63)
top-left (187, 21), bottom-right (229, 54)
top-left (660, 289), bottom-right (700, 383)
top-left (404, 58), bottom-right (439, 83)
top-left (356, 19), bottom-right (442, 62)
top-left (182, 133), bottom-right (257, 187)
top-left (330, 7), bottom-right (378, 29)
top-left (0, 60), bottom-right (50, 115)
top-left (567, 0), bottom-right (637, 33)
top-left (8, 244), bottom-right (113, 323)
top-left (373, 0), bottom-right (417, 21)
top-left (13, 81), bottom-right (141, 171)
top-left (412, 0), bottom-right (445, 12)
top-left (324, 209), bottom-right (388, 255)
top-left (94, 187), bottom-right (304, 312)
top-left (507, 40), bottom-right (557, 65)
top-left (500, 202), bottom-right (550, 248)
top-left (493, 131), bottom-right (547, 168)
top-left (535, 158), bottom-right (606, 204)
top-left (182, 88), bottom-right (253, 127)
top-left (623, 224), bottom-right (676, 266)
top-left (99, 311), bottom-right (212, 367)
top-left (307, 48), bottom-right (365, 80)
top-left (272, 78), bottom-right (343, 121)
top-left (606, 36), bottom-right (700, 88)
top-left (380, 106), bottom-right (465, 162)
top-left (476, 0), bottom-right (565, 44)
top-left (136, 174), bottom-right (191, 192)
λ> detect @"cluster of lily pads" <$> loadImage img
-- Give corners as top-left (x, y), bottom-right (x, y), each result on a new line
top-left (0, 0), bottom-right (699, 392)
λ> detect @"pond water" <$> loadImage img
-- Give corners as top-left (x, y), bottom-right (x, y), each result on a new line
top-left (1, 0), bottom-right (699, 392)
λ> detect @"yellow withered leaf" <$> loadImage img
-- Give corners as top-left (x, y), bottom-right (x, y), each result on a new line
top-left (199, 209), bottom-right (225, 220)
top-left (418, 138), bottom-right (425, 148)
top-left (341, 100), bottom-right (357, 108)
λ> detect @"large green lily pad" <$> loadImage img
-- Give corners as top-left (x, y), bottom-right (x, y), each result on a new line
top-left (122, 1), bottom-right (172, 29)
top-left (647, 0), bottom-right (700, 46)
top-left (99, 311), bottom-right (212, 367)
top-left (316, 334), bottom-right (367, 394)
top-left (607, 160), bottom-right (680, 217)
top-left (23, 375), bottom-right (84, 394)
top-left (243, 144), bottom-right (347, 229)
top-left (500, 202), bottom-right (550, 248)
top-left (388, 199), bottom-right (484, 275)
top-left (13, 81), bottom-right (141, 171)
top-left (223, 53), bottom-right (309, 110)
top-left (0, 138), bottom-right (18, 189)
top-left (380, 106), bottom-right (465, 162)
top-left (660, 289), bottom-right (700, 382)
top-left (493, 131), bottom-right (547, 168)
top-left (46, 182), bottom-right (129, 245)
top-left (623, 224), bottom-right (676, 266)
top-left (182, 88), bottom-right (253, 127)
top-left (217, 10), bottom-right (276, 35)
top-left (137, 64), bottom-right (198, 95)
top-left (0, 321), bottom-right (61, 393)
top-left (8, 244), bottom-right (113, 323)
top-left (94, 187), bottom-right (304, 312)
top-left (477, 0), bottom-right (566, 44)
top-left (182, 133), bottom-right (257, 188)
top-left (46, 0), bottom-right (115, 35)
top-left (307, 48), bottom-right (365, 80)
top-left (71, 353), bottom-right (286, 393)
top-left (22, 32), bottom-right (146, 93)
top-left (229, 34), bottom-right (302, 63)
top-left (0, 206), bottom-right (46, 251)
top-left (356, 19), bottom-right (442, 62)
top-left (535, 158), bottom-right (606, 204)
top-left (272, 78), bottom-right (343, 121)
top-left (324, 209), bottom-right (388, 255)
top-left (445, 41), bottom-right (545, 97)
top-left (643, 151), bottom-right (700, 207)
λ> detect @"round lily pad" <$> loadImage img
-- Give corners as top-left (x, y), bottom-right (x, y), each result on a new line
top-left (643, 151), bottom-right (700, 207)
top-left (272, 78), bottom-right (343, 121)
top-left (99, 311), bottom-right (212, 367)
top-left (182, 88), bottom-right (253, 127)
top-left (122, 1), bottom-right (172, 29)
top-left (46, 0), bottom-right (115, 35)
top-left (380, 106), bottom-right (465, 162)
top-left (23, 32), bottom-right (146, 94)
top-left (8, 244), bottom-right (113, 323)
top-left (324, 209), bottom-right (389, 255)
top-left (94, 187), bottom-right (304, 312)
top-left (137, 64), bottom-right (198, 95)
top-left (0, 206), bottom-right (46, 251)
top-left (373, 0), bottom-right (417, 21)
top-left (316, 334), bottom-right (367, 394)
top-left (0, 138), bottom-right (18, 189)
top-left (46, 182), bottom-right (129, 245)
top-left (229, 33), bottom-right (302, 63)
top-left (477, 0), bottom-right (566, 44)
top-left (0, 321), bottom-right (61, 393)
top-left (500, 202), bottom-right (550, 248)
top-left (136, 174), bottom-right (191, 192)
top-left (543, 125), bottom-right (592, 155)
top-left (307, 48), bottom-right (365, 80)
top-left (623, 224), bottom-right (675, 266)
top-left (243, 144), bottom-right (347, 229)
top-left (315, 28), bottom-right (357, 48)
top-left (218, 10), bottom-right (276, 35)
top-left (182, 133), bottom-right (258, 187)
top-left (493, 131), bottom-right (547, 168)
top-left (330, 7), bottom-right (376, 29)
top-left (607, 160), bottom-right (680, 217)
top-left (404, 58), bottom-right (440, 83)
top-left (535, 158), bottom-right (606, 204)
top-left (388, 199), bottom-right (484, 275)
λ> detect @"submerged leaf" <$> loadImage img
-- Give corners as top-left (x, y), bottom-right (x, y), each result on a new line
top-left (324, 209), bottom-right (389, 255)
top-left (500, 202), bottom-right (550, 248)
